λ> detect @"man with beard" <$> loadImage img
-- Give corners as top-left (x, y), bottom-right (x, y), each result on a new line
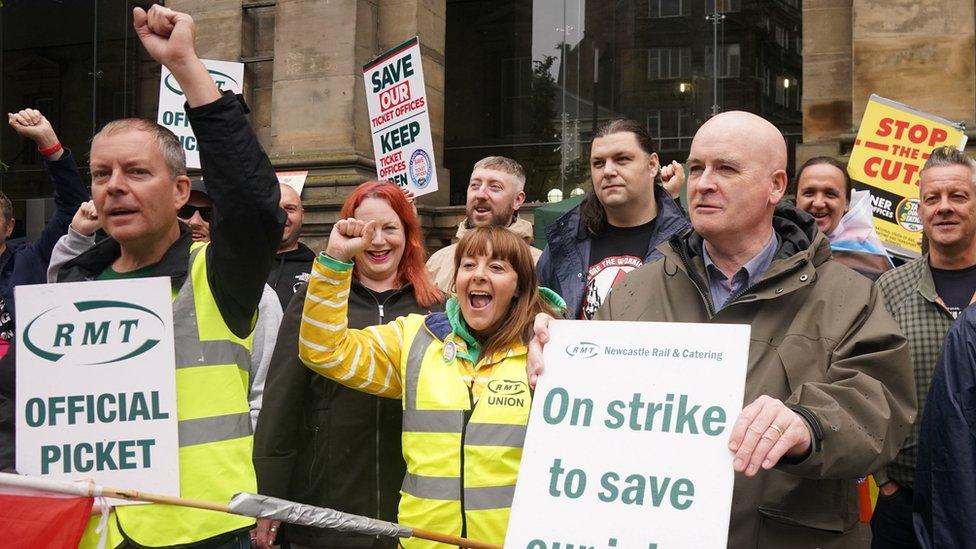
top-left (425, 156), bottom-right (540, 292)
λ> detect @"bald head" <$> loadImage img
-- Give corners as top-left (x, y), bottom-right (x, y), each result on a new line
top-left (280, 183), bottom-right (300, 204)
top-left (278, 183), bottom-right (304, 253)
top-left (695, 111), bottom-right (787, 173)
top-left (686, 111), bottom-right (789, 261)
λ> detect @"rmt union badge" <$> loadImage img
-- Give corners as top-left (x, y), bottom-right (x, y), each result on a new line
top-left (442, 340), bottom-right (457, 363)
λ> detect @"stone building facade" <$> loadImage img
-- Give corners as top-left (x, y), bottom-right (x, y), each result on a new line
top-left (800, 0), bottom-right (976, 164)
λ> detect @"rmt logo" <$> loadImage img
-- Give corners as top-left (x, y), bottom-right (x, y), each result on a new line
top-left (565, 341), bottom-right (600, 359)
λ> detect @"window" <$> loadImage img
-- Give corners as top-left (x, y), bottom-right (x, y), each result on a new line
top-left (646, 109), bottom-right (693, 149)
top-left (707, 0), bottom-right (740, 13)
top-left (774, 26), bottom-right (789, 49)
top-left (705, 44), bottom-right (741, 78)
top-left (648, 0), bottom-right (689, 18)
top-left (646, 47), bottom-right (691, 80)
top-left (500, 57), bottom-right (533, 135)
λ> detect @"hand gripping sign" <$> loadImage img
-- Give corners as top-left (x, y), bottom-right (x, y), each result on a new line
top-left (363, 37), bottom-right (439, 197)
top-left (848, 95), bottom-right (968, 258)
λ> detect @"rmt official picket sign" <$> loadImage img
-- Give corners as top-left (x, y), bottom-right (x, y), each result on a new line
top-left (15, 277), bottom-right (180, 504)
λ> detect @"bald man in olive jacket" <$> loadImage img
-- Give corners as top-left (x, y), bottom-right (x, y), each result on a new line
top-left (529, 112), bottom-right (915, 548)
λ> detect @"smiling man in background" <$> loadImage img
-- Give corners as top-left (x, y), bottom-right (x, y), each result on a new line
top-left (426, 156), bottom-right (540, 292)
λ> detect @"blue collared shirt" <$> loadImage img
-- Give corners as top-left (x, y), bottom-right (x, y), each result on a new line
top-left (702, 231), bottom-right (779, 311)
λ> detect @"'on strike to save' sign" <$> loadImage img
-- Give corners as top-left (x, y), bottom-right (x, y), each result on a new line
top-left (15, 278), bottom-right (180, 503)
top-left (363, 36), bottom-right (439, 197)
top-left (506, 320), bottom-right (749, 549)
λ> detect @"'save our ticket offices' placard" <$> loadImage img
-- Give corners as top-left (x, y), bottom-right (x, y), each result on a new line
top-left (506, 320), bottom-right (749, 549)
top-left (15, 278), bottom-right (180, 502)
top-left (363, 37), bottom-right (438, 196)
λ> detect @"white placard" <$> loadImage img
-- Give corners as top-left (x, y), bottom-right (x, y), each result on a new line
top-left (506, 320), bottom-right (750, 549)
top-left (363, 37), bottom-right (439, 196)
top-left (277, 170), bottom-right (308, 196)
top-left (158, 59), bottom-right (245, 169)
top-left (15, 278), bottom-right (180, 502)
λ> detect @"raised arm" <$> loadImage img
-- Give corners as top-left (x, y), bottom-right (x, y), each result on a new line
top-left (298, 219), bottom-right (407, 397)
top-left (8, 109), bottom-right (90, 264)
top-left (134, 5), bottom-right (284, 338)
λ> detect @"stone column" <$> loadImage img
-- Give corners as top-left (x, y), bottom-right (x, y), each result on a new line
top-left (799, 0), bottom-right (852, 163)
top-left (267, 0), bottom-right (380, 249)
top-left (168, 0), bottom-right (243, 60)
top-left (852, 0), bottom-right (975, 129)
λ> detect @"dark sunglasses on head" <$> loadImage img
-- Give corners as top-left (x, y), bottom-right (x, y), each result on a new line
top-left (178, 204), bottom-right (213, 222)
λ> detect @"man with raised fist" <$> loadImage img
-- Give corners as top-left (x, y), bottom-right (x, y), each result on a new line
top-left (1, 109), bottom-right (88, 355)
top-left (64, 6), bottom-right (283, 548)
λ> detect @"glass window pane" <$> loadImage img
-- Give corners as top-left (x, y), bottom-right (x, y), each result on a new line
top-left (660, 0), bottom-right (681, 17)
top-left (444, 0), bottom-right (802, 203)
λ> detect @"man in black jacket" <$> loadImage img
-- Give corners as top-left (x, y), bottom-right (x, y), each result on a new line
top-left (55, 6), bottom-right (283, 548)
top-left (268, 182), bottom-right (315, 308)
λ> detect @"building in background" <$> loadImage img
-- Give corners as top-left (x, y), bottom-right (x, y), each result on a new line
top-left (800, 0), bottom-right (976, 165)
top-left (444, 0), bottom-right (802, 205)
top-left (2, 1), bottom-right (972, 250)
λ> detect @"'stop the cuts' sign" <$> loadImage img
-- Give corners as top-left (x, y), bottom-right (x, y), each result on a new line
top-left (506, 320), bottom-right (749, 549)
top-left (848, 94), bottom-right (968, 258)
top-left (363, 37), bottom-right (439, 196)
top-left (15, 278), bottom-right (180, 503)
top-left (157, 59), bottom-right (245, 170)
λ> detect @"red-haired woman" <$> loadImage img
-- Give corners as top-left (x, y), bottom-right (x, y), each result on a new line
top-left (299, 224), bottom-right (565, 549)
top-left (253, 181), bottom-right (442, 549)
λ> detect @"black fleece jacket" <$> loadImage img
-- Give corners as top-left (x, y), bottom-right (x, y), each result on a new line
top-left (254, 281), bottom-right (441, 547)
top-left (267, 242), bottom-right (316, 309)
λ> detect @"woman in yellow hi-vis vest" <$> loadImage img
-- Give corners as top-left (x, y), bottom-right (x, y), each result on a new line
top-left (299, 221), bottom-right (565, 549)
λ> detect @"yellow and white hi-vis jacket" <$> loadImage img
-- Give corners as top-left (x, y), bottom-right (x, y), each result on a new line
top-left (80, 243), bottom-right (257, 548)
top-left (299, 255), bottom-right (536, 549)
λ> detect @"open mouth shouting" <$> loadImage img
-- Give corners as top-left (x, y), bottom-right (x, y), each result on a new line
top-left (469, 203), bottom-right (494, 224)
top-left (468, 290), bottom-right (493, 310)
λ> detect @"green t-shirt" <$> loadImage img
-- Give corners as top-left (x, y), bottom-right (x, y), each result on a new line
top-left (96, 264), bottom-right (158, 280)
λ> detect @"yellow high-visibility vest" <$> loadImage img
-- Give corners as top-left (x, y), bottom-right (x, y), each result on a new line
top-left (397, 316), bottom-right (531, 549)
top-left (80, 243), bottom-right (257, 547)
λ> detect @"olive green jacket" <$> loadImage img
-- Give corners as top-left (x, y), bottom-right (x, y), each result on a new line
top-left (597, 206), bottom-right (916, 549)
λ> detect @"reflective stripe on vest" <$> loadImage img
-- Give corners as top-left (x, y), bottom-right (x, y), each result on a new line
top-left (398, 322), bottom-right (530, 549)
top-left (114, 243), bottom-right (257, 547)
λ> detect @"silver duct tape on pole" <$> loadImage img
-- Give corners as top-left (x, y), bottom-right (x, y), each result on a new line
top-left (228, 493), bottom-right (413, 538)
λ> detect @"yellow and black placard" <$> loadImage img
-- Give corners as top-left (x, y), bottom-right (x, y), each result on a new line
top-left (848, 95), bottom-right (967, 257)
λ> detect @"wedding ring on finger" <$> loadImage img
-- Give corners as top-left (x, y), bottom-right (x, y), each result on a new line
top-left (768, 423), bottom-right (784, 436)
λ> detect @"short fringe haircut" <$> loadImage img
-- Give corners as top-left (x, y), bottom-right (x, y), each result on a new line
top-left (94, 119), bottom-right (187, 178)
top-left (921, 146), bottom-right (976, 185)
top-left (472, 156), bottom-right (526, 191)
top-left (453, 226), bottom-right (561, 359)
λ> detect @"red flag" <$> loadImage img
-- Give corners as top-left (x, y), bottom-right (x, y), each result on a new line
top-left (0, 492), bottom-right (93, 548)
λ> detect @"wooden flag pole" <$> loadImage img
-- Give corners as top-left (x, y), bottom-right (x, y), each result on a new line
top-left (0, 473), bottom-right (502, 549)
